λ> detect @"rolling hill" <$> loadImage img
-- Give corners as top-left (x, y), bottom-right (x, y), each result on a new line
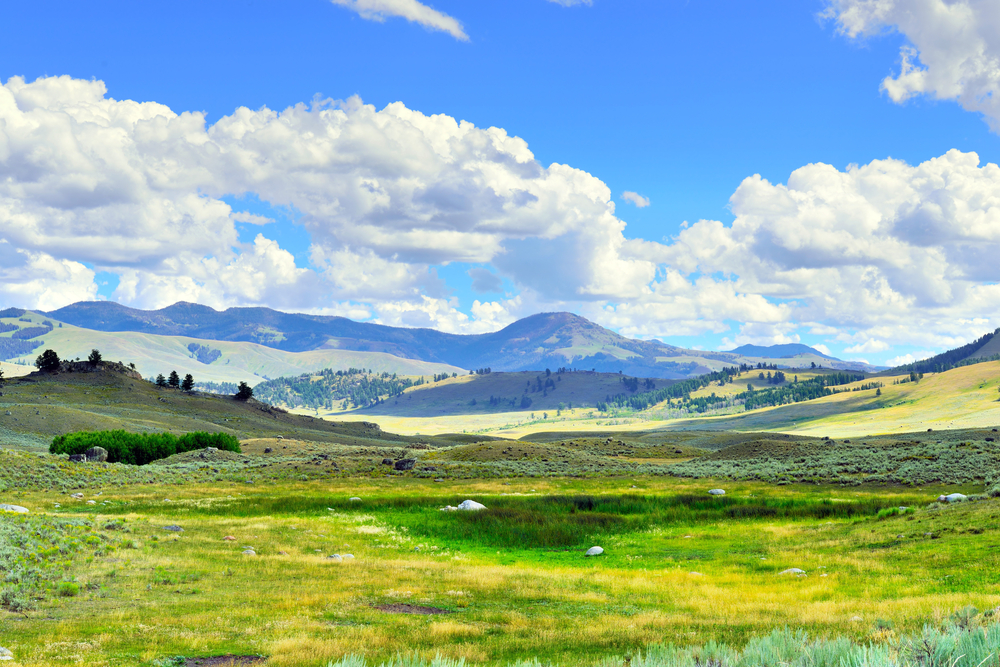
top-left (39, 302), bottom-right (878, 379)
top-left (729, 343), bottom-right (835, 360)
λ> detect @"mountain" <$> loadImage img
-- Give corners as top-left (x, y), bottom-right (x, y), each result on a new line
top-left (39, 302), bottom-right (881, 379)
top-left (729, 343), bottom-right (836, 360)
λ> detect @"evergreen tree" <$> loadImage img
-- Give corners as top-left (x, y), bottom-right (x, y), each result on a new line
top-left (88, 349), bottom-right (102, 365)
top-left (155, 374), bottom-right (167, 387)
top-left (168, 370), bottom-right (180, 388)
top-left (235, 381), bottom-right (253, 401)
top-left (35, 349), bottom-right (61, 372)
top-left (181, 374), bottom-right (195, 392)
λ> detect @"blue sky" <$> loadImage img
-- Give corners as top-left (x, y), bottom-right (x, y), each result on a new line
top-left (1, 0), bottom-right (1000, 366)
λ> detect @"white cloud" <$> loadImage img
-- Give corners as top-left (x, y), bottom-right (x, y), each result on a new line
top-left (547, 0), bottom-right (593, 6)
top-left (232, 211), bottom-right (275, 225)
top-left (886, 351), bottom-right (936, 366)
top-left (844, 338), bottom-right (890, 353)
top-left (813, 343), bottom-right (832, 356)
top-left (330, 0), bottom-right (468, 41)
top-left (0, 244), bottom-right (97, 311)
top-left (826, 0), bottom-right (1000, 129)
top-left (622, 191), bottom-right (650, 208)
top-left (468, 267), bottom-right (503, 293)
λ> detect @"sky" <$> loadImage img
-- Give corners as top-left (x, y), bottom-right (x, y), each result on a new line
top-left (1, 0), bottom-right (1000, 366)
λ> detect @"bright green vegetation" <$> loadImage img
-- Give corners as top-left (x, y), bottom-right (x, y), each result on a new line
top-left (50, 430), bottom-right (241, 464)
top-left (255, 368), bottom-right (424, 411)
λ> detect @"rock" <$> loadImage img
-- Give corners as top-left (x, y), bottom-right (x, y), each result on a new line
top-left (585, 546), bottom-right (604, 556)
top-left (0, 646), bottom-right (11, 661)
top-left (327, 554), bottom-right (343, 562)
top-left (70, 493), bottom-right (84, 499)
top-left (457, 500), bottom-right (486, 511)
top-left (382, 458), bottom-right (393, 466)
top-left (242, 549), bottom-right (256, 556)
top-left (850, 616), bottom-right (863, 622)
top-left (163, 525), bottom-right (183, 532)
top-left (349, 497), bottom-right (362, 502)
top-left (85, 446), bottom-right (108, 462)
top-left (223, 536), bottom-right (236, 541)
top-left (779, 568), bottom-right (806, 575)
top-left (938, 493), bottom-right (968, 503)
top-left (264, 448), bottom-right (272, 453)
top-left (0, 504), bottom-right (28, 514)
top-left (434, 478), bottom-right (444, 482)
top-left (87, 500), bottom-right (96, 505)
top-left (708, 489), bottom-right (726, 496)
top-left (440, 506), bottom-right (457, 511)
top-left (206, 447), bottom-right (217, 452)
top-left (689, 571), bottom-right (703, 576)
top-left (69, 454), bottom-right (86, 462)
top-left (342, 554), bottom-right (355, 559)
top-left (394, 458), bottom-right (416, 471)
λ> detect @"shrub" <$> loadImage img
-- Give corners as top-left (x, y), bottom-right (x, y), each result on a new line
top-left (50, 430), bottom-right (240, 465)
top-left (57, 582), bottom-right (79, 597)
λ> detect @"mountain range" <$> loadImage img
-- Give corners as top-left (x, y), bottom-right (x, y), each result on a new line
top-left (24, 301), bottom-right (876, 380)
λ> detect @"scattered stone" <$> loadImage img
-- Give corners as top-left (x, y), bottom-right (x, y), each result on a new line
top-left (434, 478), bottom-right (444, 482)
top-left (689, 571), bottom-right (703, 576)
top-left (242, 549), bottom-right (256, 556)
top-left (223, 536), bottom-right (237, 541)
top-left (820, 573), bottom-right (829, 577)
top-left (277, 435), bottom-right (283, 440)
top-left (87, 500), bottom-right (96, 505)
top-left (457, 500), bottom-right (486, 511)
top-left (708, 489), bottom-right (726, 496)
top-left (0, 504), bottom-right (28, 514)
top-left (938, 493), bottom-right (968, 503)
top-left (85, 446), bottom-right (108, 462)
top-left (585, 546), bottom-right (604, 557)
top-left (264, 448), bottom-right (272, 454)
top-left (342, 554), bottom-right (355, 559)
top-left (0, 646), bottom-right (11, 661)
top-left (70, 493), bottom-right (84, 499)
top-left (69, 454), bottom-right (86, 463)
top-left (899, 506), bottom-right (909, 511)
top-left (850, 616), bottom-right (863, 622)
top-left (381, 458), bottom-right (393, 466)
top-left (349, 497), bottom-right (361, 502)
top-left (440, 506), bottom-right (457, 511)
top-left (327, 554), bottom-right (343, 562)
top-left (163, 525), bottom-right (184, 532)
top-left (780, 568), bottom-right (806, 575)
top-left (394, 458), bottom-right (416, 471)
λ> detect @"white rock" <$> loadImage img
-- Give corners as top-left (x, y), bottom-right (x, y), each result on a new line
top-left (328, 554), bottom-right (343, 562)
top-left (457, 500), bottom-right (486, 511)
top-left (440, 506), bottom-right (458, 511)
top-left (349, 497), bottom-right (361, 502)
top-left (342, 554), bottom-right (355, 559)
top-left (87, 500), bottom-right (96, 505)
top-left (0, 646), bottom-right (11, 661)
top-left (780, 568), bottom-right (806, 575)
top-left (937, 493), bottom-right (967, 503)
top-left (242, 549), bottom-right (256, 556)
top-left (708, 489), bottom-right (726, 496)
top-left (689, 571), bottom-right (703, 576)
top-left (0, 504), bottom-right (28, 514)
top-left (585, 546), bottom-right (604, 556)
top-left (70, 493), bottom-right (84, 499)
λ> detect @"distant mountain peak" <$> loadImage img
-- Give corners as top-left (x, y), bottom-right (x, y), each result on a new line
top-left (729, 343), bottom-right (837, 360)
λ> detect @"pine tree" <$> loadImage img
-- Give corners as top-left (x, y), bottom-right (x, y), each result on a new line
top-left (181, 374), bottom-right (195, 392)
top-left (168, 370), bottom-right (180, 388)
top-left (88, 349), bottom-right (102, 365)
top-left (35, 349), bottom-right (61, 372)
top-left (235, 382), bottom-right (253, 401)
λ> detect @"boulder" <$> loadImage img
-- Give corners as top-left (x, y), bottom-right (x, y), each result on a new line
top-left (69, 454), bottom-right (86, 463)
top-left (394, 459), bottom-right (416, 471)
top-left (85, 446), bottom-right (108, 462)
top-left (382, 458), bottom-right (393, 466)
top-left (938, 493), bottom-right (968, 503)
top-left (0, 504), bottom-right (28, 514)
top-left (440, 506), bottom-right (458, 511)
top-left (327, 554), bottom-right (343, 562)
top-left (585, 546), bottom-right (604, 557)
top-left (242, 549), bottom-right (256, 556)
top-left (779, 568), bottom-right (806, 575)
top-left (349, 497), bottom-right (362, 502)
top-left (264, 448), bottom-right (272, 454)
top-left (342, 554), bottom-right (355, 559)
top-left (708, 489), bottom-right (726, 496)
top-left (457, 500), bottom-right (486, 511)
top-left (70, 493), bottom-right (84, 499)
top-left (87, 500), bottom-right (96, 505)
top-left (163, 525), bottom-right (184, 532)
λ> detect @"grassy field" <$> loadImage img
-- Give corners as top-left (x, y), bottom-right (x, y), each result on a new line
top-left (2, 468), bottom-right (997, 666)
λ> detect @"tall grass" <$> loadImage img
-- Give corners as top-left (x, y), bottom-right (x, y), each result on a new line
top-left (326, 622), bottom-right (1000, 667)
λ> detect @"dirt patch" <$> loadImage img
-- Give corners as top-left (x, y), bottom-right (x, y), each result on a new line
top-left (183, 656), bottom-right (267, 666)
top-left (373, 603), bottom-right (453, 615)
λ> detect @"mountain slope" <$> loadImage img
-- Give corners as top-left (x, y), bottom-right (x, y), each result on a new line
top-left (42, 301), bottom-right (880, 379)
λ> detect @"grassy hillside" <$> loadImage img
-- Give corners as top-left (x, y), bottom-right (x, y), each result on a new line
top-left (0, 365), bottom-right (470, 451)
top-left (0, 311), bottom-right (464, 387)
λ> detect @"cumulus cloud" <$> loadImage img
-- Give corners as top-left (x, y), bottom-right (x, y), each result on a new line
top-left (813, 343), bottom-right (833, 356)
top-left (826, 0), bottom-right (1000, 129)
top-left (330, 0), bottom-right (468, 41)
top-left (845, 338), bottom-right (890, 354)
top-left (622, 191), bottom-right (650, 208)
top-left (0, 245), bottom-right (97, 311)
top-left (232, 211), bottom-right (275, 225)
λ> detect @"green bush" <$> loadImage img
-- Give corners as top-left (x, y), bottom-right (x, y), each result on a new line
top-left (57, 581), bottom-right (79, 597)
top-left (50, 430), bottom-right (240, 465)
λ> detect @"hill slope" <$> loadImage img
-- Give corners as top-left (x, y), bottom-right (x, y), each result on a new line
top-left (43, 301), bottom-right (879, 379)
top-left (730, 343), bottom-right (835, 360)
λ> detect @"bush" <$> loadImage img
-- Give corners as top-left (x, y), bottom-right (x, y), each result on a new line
top-left (50, 430), bottom-right (240, 465)
top-left (57, 582), bottom-right (79, 597)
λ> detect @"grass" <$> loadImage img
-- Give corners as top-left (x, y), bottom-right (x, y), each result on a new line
top-left (2, 469), bottom-right (997, 666)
